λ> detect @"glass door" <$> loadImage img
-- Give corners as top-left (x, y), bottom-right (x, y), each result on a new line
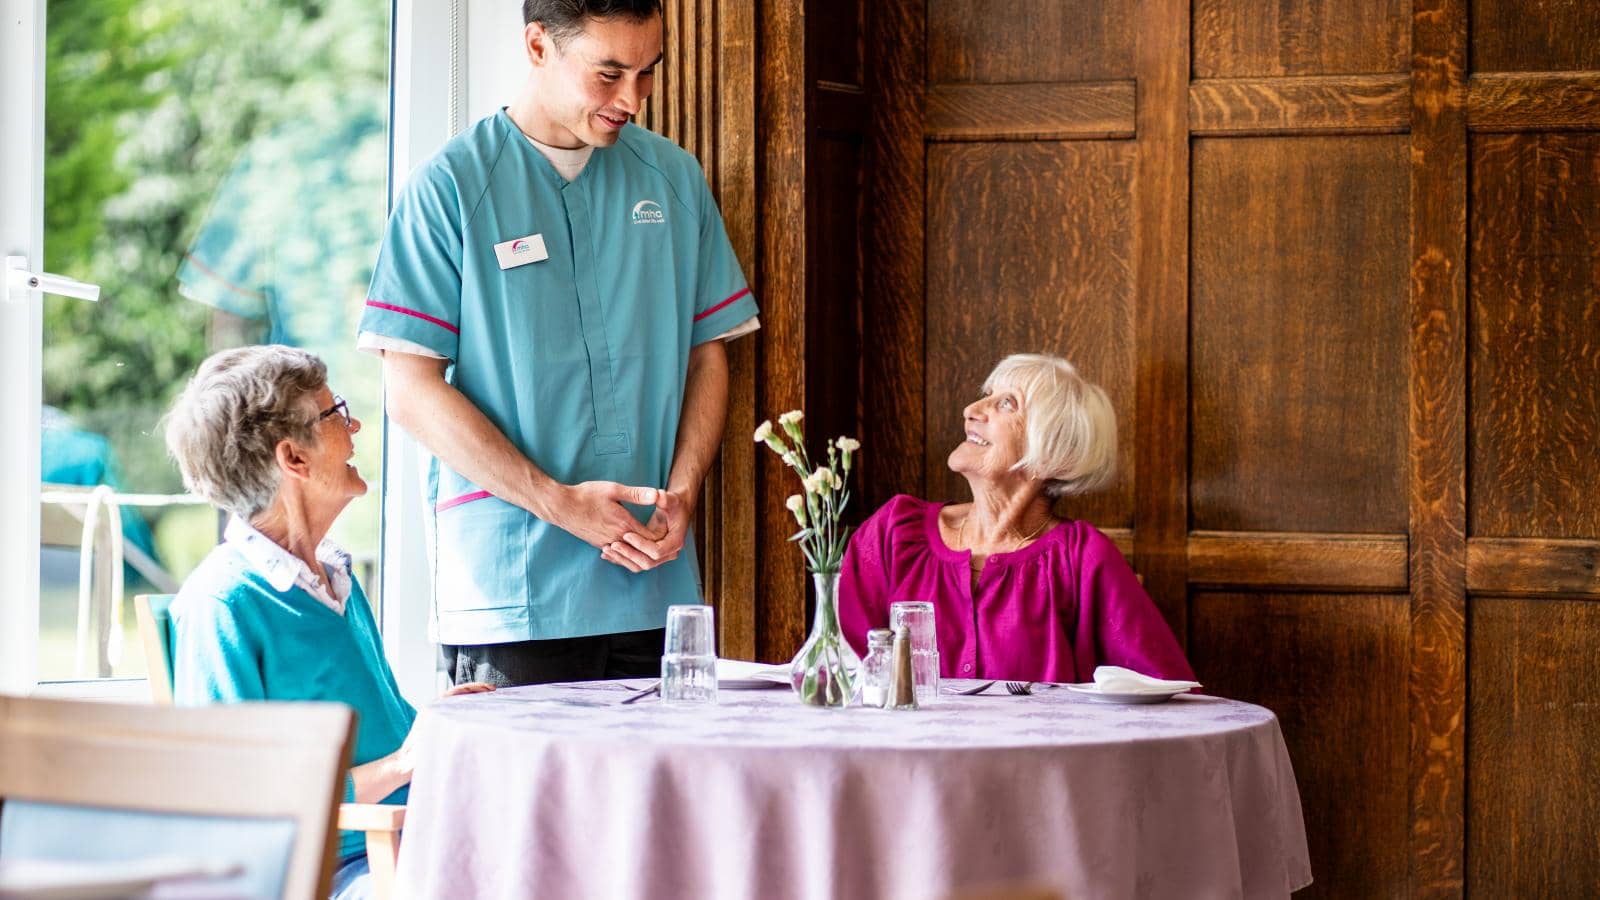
top-left (5, 0), bottom-right (391, 688)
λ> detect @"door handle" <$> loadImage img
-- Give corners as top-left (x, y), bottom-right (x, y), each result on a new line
top-left (5, 255), bottom-right (100, 302)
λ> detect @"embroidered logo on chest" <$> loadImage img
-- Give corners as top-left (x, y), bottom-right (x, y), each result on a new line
top-left (631, 199), bottom-right (666, 225)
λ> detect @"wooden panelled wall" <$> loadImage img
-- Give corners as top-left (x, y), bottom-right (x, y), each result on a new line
top-left (638, 0), bottom-right (761, 658)
top-left (862, 1), bottom-right (1600, 898)
top-left (650, 1), bottom-right (1597, 890)
top-left (642, 0), bottom-right (867, 662)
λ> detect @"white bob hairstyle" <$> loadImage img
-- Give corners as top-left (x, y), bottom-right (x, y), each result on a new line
top-left (982, 353), bottom-right (1118, 499)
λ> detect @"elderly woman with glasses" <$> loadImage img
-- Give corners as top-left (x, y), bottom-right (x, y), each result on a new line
top-left (839, 353), bottom-right (1194, 684)
top-left (164, 346), bottom-right (492, 899)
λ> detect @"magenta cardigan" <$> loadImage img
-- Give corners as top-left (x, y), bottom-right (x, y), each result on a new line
top-left (838, 495), bottom-right (1195, 684)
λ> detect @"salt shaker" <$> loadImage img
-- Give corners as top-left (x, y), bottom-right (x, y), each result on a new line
top-left (887, 624), bottom-right (918, 710)
top-left (859, 628), bottom-right (894, 708)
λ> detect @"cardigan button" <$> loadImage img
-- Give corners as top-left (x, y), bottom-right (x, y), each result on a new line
top-left (962, 663), bottom-right (973, 673)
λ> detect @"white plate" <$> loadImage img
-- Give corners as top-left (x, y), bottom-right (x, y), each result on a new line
top-left (1066, 683), bottom-right (1189, 704)
top-left (718, 678), bottom-right (787, 691)
top-left (715, 659), bottom-right (791, 690)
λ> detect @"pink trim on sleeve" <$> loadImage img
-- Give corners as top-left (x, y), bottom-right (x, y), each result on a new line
top-left (693, 287), bottom-right (752, 323)
top-left (182, 253), bottom-right (267, 301)
top-left (366, 300), bottom-right (461, 335)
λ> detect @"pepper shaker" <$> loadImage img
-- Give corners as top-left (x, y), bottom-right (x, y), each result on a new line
top-left (887, 624), bottom-right (918, 710)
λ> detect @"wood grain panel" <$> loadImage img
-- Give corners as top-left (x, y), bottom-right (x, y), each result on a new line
top-left (1189, 592), bottom-right (1412, 899)
top-left (1103, 527), bottom-right (1132, 560)
top-left (1193, 0), bottom-right (1409, 78)
top-left (810, 0), bottom-right (862, 86)
top-left (1188, 531), bottom-right (1409, 591)
top-left (1469, 0), bottom-right (1600, 73)
top-left (1468, 538), bottom-right (1600, 596)
top-left (712, 0), bottom-right (758, 660)
top-left (924, 141), bottom-right (1136, 529)
top-left (1468, 72), bottom-right (1600, 132)
top-left (756, 0), bottom-right (808, 662)
top-left (1188, 75), bottom-right (1409, 136)
top-left (927, 0), bottom-right (1133, 84)
top-left (1469, 597), bottom-right (1600, 897)
top-left (1408, 0), bottom-right (1469, 891)
top-left (925, 82), bottom-right (1135, 142)
top-left (1133, 0), bottom-right (1192, 640)
top-left (1191, 136), bottom-right (1409, 534)
top-left (642, 0), bottom-right (759, 658)
top-left (862, 0), bottom-right (926, 513)
top-left (804, 132), bottom-right (864, 492)
top-left (1469, 132), bottom-right (1600, 540)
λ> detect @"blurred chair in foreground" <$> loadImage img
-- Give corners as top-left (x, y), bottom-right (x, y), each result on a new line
top-left (136, 593), bottom-right (406, 897)
top-left (0, 695), bottom-right (354, 899)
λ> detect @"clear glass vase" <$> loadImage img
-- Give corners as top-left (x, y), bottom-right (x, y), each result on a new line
top-left (789, 571), bottom-right (862, 707)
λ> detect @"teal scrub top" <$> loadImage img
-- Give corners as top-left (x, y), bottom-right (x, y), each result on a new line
top-left (358, 110), bottom-right (758, 645)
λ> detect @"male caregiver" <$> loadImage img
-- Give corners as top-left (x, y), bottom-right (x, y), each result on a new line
top-left (357, 0), bottom-right (758, 686)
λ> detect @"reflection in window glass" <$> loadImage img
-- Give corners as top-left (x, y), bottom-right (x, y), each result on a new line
top-left (40, 0), bottom-right (389, 680)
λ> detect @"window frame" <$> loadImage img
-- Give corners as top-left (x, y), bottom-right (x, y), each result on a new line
top-left (1, 0), bottom-right (47, 694)
top-left (377, 0), bottom-right (462, 703)
top-left (0, 0), bottom-right (449, 698)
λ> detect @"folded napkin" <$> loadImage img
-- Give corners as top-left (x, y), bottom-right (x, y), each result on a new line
top-left (1092, 665), bottom-right (1201, 694)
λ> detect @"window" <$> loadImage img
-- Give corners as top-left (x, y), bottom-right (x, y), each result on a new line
top-left (3, 0), bottom-right (391, 690)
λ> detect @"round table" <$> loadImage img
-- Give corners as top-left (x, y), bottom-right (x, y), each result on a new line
top-left (396, 680), bottom-right (1311, 900)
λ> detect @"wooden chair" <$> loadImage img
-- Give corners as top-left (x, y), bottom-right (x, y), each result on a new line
top-left (0, 695), bottom-right (354, 899)
top-left (135, 593), bottom-right (406, 897)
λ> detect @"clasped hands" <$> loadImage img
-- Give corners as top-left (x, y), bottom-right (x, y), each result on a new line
top-left (552, 481), bottom-right (691, 574)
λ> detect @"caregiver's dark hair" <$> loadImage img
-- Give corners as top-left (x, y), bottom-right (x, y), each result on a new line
top-left (522, 0), bottom-right (664, 45)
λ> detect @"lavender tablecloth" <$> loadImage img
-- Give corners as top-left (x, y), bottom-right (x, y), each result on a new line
top-left (395, 681), bottom-right (1311, 900)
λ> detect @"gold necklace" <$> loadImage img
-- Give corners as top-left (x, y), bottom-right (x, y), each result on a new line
top-left (960, 512), bottom-right (1054, 567)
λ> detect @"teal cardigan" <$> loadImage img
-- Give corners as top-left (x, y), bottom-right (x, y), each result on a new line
top-left (171, 543), bottom-right (416, 860)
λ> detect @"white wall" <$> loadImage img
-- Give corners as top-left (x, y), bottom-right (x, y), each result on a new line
top-left (466, 1), bottom-right (529, 122)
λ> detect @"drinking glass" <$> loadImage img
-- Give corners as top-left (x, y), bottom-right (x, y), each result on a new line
top-left (661, 605), bottom-right (717, 706)
top-left (889, 601), bottom-right (939, 705)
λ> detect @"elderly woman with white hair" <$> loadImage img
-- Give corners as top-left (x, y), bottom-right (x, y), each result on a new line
top-left (165, 346), bottom-right (492, 899)
top-left (839, 353), bottom-right (1194, 684)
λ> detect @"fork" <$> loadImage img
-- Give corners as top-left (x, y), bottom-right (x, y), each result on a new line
top-left (619, 681), bottom-right (660, 705)
top-left (946, 680), bottom-right (1042, 696)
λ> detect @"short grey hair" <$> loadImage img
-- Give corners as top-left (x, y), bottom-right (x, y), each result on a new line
top-left (165, 346), bottom-right (328, 519)
top-left (983, 353), bottom-right (1118, 500)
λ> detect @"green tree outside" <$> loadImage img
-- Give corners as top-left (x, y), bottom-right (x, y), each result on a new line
top-left (40, 0), bottom-right (389, 676)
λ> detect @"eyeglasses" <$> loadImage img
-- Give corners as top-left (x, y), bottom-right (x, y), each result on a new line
top-left (313, 394), bottom-right (351, 429)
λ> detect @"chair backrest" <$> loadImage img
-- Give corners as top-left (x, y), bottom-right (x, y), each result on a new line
top-left (0, 696), bottom-right (355, 899)
top-left (134, 592), bottom-right (177, 705)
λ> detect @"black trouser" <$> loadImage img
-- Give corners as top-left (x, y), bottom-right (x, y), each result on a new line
top-left (440, 628), bottom-right (666, 688)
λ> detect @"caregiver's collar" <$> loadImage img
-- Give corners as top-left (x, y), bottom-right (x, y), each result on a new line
top-left (525, 132), bottom-right (594, 182)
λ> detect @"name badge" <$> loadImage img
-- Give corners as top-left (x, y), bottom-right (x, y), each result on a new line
top-left (493, 234), bottom-right (549, 270)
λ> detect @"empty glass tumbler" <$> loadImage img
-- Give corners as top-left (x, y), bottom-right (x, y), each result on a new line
top-left (661, 604), bottom-right (718, 706)
top-left (889, 601), bottom-right (939, 705)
